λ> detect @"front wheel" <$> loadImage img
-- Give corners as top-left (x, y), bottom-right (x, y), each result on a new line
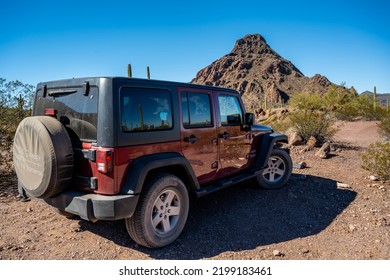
top-left (256, 148), bottom-right (292, 189)
top-left (125, 173), bottom-right (189, 248)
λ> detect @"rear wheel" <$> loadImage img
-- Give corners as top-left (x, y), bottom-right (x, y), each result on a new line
top-left (256, 148), bottom-right (292, 189)
top-left (125, 173), bottom-right (189, 248)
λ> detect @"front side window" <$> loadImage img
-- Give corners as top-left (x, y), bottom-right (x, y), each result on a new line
top-left (218, 95), bottom-right (243, 125)
top-left (181, 92), bottom-right (212, 128)
top-left (121, 88), bottom-right (172, 132)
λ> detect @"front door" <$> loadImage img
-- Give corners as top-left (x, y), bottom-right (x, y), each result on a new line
top-left (216, 93), bottom-right (251, 175)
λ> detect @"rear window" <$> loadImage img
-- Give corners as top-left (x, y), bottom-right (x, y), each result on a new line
top-left (121, 87), bottom-right (173, 132)
top-left (34, 86), bottom-right (98, 141)
top-left (181, 92), bottom-right (212, 128)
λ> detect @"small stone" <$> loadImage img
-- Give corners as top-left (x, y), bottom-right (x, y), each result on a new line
top-left (315, 142), bottom-right (331, 159)
top-left (349, 224), bottom-right (356, 232)
top-left (289, 132), bottom-right (303, 146)
top-left (306, 136), bottom-right (318, 148)
top-left (293, 162), bottom-right (306, 169)
top-left (26, 207), bottom-right (33, 212)
top-left (368, 175), bottom-right (379, 181)
top-left (337, 182), bottom-right (351, 189)
top-left (272, 250), bottom-right (284, 257)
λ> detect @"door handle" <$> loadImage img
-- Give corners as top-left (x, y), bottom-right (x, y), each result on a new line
top-left (219, 132), bottom-right (230, 140)
top-left (184, 135), bottom-right (199, 144)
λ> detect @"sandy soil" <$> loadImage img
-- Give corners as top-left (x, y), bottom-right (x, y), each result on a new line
top-left (334, 120), bottom-right (385, 148)
top-left (0, 121), bottom-right (389, 260)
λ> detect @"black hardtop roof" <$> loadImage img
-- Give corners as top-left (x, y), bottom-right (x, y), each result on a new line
top-left (37, 76), bottom-right (239, 94)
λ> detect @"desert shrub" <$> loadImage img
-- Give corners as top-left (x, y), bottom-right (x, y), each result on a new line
top-left (287, 90), bottom-right (338, 144)
top-left (288, 92), bottom-right (325, 111)
top-left (341, 94), bottom-right (384, 121)
top-left (286, 86), bottom-right (383, 144)
top-left (0, 78), bottom-right (34, 173)
top-left (289, 86), bottom-right (382, 121)
top-left (323, 85), bottom-right (357, 112)
top-left (378, 111), bottom-right (390, 140)
top-left (361, 142), bottom-right (390, 180)
top-left (287, 110), bottom-right (337, 144)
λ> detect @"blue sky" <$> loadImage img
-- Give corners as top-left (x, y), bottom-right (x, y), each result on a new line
top-left (1, 0), bottom-right (389, 93)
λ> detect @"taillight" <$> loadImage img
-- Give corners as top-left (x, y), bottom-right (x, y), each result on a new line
top-left (96, 149), bottom-right (113, 173)
top-left (44, 108), bottom-right (57, 117)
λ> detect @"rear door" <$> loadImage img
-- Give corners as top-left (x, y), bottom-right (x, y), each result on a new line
top-left (34, 81), bottom-right (99, 192)
top-left (178, 88), bottom-right (218, 184)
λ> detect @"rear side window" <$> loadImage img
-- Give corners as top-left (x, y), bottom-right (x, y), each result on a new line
top-left (34, 86), bottom-right (98, 141)
top-left (181, 92), bottom-right (212, 128)
top-left (121, 87), bottom-right (173, 132)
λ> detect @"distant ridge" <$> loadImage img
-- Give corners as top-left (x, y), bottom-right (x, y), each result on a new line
top-left (191, 34), bottom-right (345, 110)
top-left (361, 91), bottom-right (390, 105)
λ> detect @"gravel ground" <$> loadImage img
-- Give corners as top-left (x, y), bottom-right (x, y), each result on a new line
top-left (0, 121), bottom-right (389, 260)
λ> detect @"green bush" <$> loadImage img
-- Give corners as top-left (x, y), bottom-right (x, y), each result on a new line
top-left (288, 92), bottom-right (325, 111)
top-left (323, 85), bottom-right (357, 112)
top-left (341, 94), bottom-right (384, 121)
top-left (287, 89), bottom-right (341, 144)
top-left (287, 110), bottom-right (337, 144)
top-left (361, 142), bottom-right (390, 180)
top-left (378, 111), bottom-right (390, 140)
top-left (285, 85), bottom-right (385, 144)
top-left (0, 78), bottom-right (34, 173)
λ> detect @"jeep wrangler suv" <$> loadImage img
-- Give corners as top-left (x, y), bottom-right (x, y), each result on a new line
top-left (13, 77), bottom-right (292, 248)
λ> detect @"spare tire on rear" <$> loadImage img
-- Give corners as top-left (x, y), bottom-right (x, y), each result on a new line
top-left (13, 116), bottom-right (74, 199)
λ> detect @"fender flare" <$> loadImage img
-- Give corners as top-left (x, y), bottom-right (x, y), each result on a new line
top-left (256, 133), bottom-right (289, 168)
top-left (121, 152), bottom-right (199, 195)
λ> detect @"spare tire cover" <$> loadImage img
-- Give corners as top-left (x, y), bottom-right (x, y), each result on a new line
top-left (13, 116), bottom-right (74, 198)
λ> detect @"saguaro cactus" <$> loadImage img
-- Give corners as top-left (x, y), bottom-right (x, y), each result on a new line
top-left (373, 86), bottom-right (377, 111)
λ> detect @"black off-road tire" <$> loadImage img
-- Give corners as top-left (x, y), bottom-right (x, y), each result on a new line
top-left (256, 148), bottom-right (292, 190)
top-left (125, 173), bottom-right (189, 248)
top-left (13, 116), bottom-right (74, 199)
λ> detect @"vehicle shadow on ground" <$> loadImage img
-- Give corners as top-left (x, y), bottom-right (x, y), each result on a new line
top-left (79, 173), bottom-right (356, 259)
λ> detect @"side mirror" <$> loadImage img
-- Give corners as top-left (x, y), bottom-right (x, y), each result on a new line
top-left (244, 113), bottom-right (254, 126)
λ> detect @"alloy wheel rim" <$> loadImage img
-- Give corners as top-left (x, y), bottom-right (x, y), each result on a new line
top-left (151, 189), bottom-right (181, 234)
top-left (262, 156), bottom-right (286, 183)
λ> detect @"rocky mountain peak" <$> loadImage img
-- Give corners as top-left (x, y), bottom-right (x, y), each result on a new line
top-left (191, 34), bottom-right (336, 111)
top-left (231, 34), bottom-right (277, 57)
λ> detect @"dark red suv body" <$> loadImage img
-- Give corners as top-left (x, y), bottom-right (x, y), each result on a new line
top-left (13, 77), bottom-right (292, 248)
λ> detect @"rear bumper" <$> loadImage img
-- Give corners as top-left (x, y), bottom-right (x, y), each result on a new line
top-left (44, 191), bottom-right (139, 222)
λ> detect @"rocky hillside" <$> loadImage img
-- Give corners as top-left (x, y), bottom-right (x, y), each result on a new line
top-left (191, 34), bottom-right (334, 110)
